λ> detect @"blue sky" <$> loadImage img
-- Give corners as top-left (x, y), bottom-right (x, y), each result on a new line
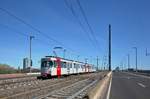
top-left (0, 0), bottom-right (150, 70)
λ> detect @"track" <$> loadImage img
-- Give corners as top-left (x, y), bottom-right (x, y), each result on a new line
top-left (0, 76), bottom-right (62, 97)
top-left (35, 73), bottom-right (106, 99)
top-left (1, 72), bottom-right (107, 99)
top-left (37, 78), bottom-right (98, 99)
top-left (0, 76), bottom-right (40, 97)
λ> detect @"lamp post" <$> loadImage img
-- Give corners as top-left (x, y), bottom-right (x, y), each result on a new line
top-left (127, 54), bottom-right (130, 71)
top-left (29, 35), bottom-right (34, 73)
top-left (96, 56), bottom-right (99, 71)
top-left (108, 24), bottom-right (111, 71)
top-left (133, 47), bottom-right (138, 72)
top-left (146, 48), bottom-right (150, 56)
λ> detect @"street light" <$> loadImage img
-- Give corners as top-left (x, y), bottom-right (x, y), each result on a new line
top-left (133, 47), bottom-right (137, 72)
top-left (29, 35), bottom-right (34, 73)
top-left (127, 54), bottom-right (130, 71)
top-left (146, 48), bottom-right (150, 56)
top-left (96, 56), bottom-right (99, 71)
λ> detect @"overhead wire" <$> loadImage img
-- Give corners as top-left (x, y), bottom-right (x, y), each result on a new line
top-left (76, 0), bottom-right (101, 51)
top-left (0, 7), bottom-right (80, 56)
top-left (0, 23), bottom-right (29, 37)
top-left (64, 0), bottom-right (99, 52)
top-left (0, 23), bottom-right (54, 46)
top-left (0, 7), bottom-right (64, 45)
top-left (0, 23), bottom-right (85, 61)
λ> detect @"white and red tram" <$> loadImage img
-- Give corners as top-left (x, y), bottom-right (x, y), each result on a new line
top-left (39, 56), bottom-right (96, 78)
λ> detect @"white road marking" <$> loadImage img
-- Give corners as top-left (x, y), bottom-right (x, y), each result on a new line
top-left (137, 83), bottom-right (146, 88)
top-left (124, 72), bottom-right (150, 79)
top-left (106, 73), bottom-right (112, 99)
top-left (127, 77), bottom-right (130, 79)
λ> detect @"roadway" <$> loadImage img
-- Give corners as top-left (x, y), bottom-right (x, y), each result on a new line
top-left (109, 72), bottom-right (150, 99)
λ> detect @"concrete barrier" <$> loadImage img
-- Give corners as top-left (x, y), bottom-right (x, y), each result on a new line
top-left (87, 71), bottom-right (112, 99)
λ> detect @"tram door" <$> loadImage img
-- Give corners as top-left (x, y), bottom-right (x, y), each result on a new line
top-left (67, 62), bottom-right (70, 74)
top-left (75, 64), bottom-right (78, 73)
top-left (56, 58), bottom-right (61, 77)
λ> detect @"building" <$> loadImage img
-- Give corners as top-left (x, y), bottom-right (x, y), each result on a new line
top-left (23, 58), bottom-right (29, 70)
top-left (23, 58), bottom-right (33, 70)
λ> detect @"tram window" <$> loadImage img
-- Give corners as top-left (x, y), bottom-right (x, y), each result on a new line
top-left (42, 61), bottom-right (53, 67)
top-left (79, 65), bottom-right (81, 68)
top-left (81, 65), bottom-right (83, 69)
top-left (61, 62), bottom-right (63, 68)
top-left (41, 61), bottom-right (46, 67)
top-left (74, 63), bottom-right (76, 68)
top-left (41, 61), bottom-right (53, 67)
top-left (64, 62), bottom-right (66, 68)
top-left (61, 62), bottom-right (66, 68)
top-left (70, 63), bottom-right (72, 68)
top-left (49, 61), bottom-right (53, 67)
top-left (78, 64), bottom-right (80, 68)
top-left (76, 64), bottom-right (78, 68)
top-left (67, 63), bottom-right (69, 68)
top-left (53, 61), bottom-right (57, 67)
top-left (66, 63), bottom-right (68, 68)
top-left (69, 63), bottom-right (71, 68)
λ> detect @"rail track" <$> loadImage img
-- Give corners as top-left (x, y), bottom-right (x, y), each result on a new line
top-left (0, 72), bottom-right (107, 99)
top-left (37, 78), bottom-right (98, 99)
top-left (35, 73), bottom-right (105, 99)
top-left (0, 76), bottom-right (37, 85)
top-left (0, 76), bottom-right (38, 96)
top-left (0, 77), bottom-right (66, 98)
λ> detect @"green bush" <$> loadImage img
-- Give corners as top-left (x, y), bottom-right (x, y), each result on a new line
top-left (0, 63), bottom-right (17, 74)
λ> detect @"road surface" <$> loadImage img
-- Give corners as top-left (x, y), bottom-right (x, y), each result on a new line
top-left (110, 72), bottom-right (150, 99)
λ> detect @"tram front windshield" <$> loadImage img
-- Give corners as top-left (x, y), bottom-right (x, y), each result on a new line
top-left (41, 61), bottom-right (53, 68)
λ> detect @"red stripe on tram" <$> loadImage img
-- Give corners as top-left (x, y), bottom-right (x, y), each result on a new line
top-left (56, 57), bottom-right (61, 77)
